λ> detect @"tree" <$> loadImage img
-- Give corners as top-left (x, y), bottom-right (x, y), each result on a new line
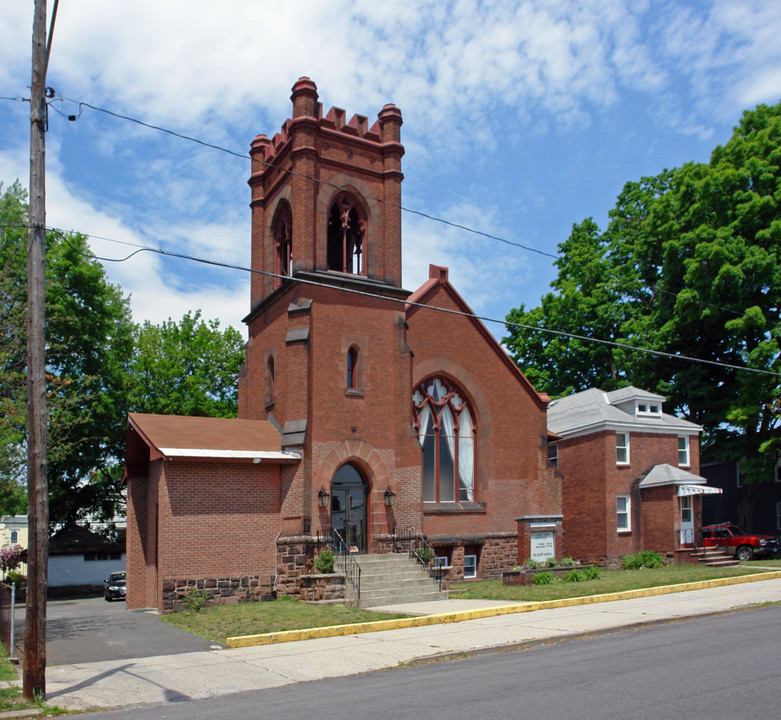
top-left (127, 310), bottom-right (244, 418)
top-left (504, 102), bottom-right (781, 528)
top-left (0, 180), bottom-right (135, 526)
top-left (0, 181), bottom-right (29, 515)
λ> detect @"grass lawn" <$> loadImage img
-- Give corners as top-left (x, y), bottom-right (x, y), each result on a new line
top-left (161, 596), bottom-right (411, 644)
top-left (0, 644), bottom-right (66, 716)
top-left (743, 558), bottom-right (781, 568)
top-left (449, 564), bottom-right (771, 603)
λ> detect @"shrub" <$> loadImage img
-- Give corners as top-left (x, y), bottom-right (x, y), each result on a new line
top-left (524, 558), bottom-right (539, 569)
top-left (414, 546), bottom-right (435, 566)
top-left (622, 551), bottom-right (665, 570)
top-left (315, 548), bottom-right (335, 574)
top-left (532, 570), bottom-right (555, 585)
top-left (584, 565), bottom-right (602, 581)
top-left (5, 570), bottom-right (25, 586)
top-left (564, 569), bottom-right (586, 583)
top-left (558, 557), bottom-right (576, 567)
top-left (182, 588), bottom-right (209, 613)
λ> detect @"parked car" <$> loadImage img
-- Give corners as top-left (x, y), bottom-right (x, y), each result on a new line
top-left (104, 571), bottom-right (126, 601)
top-left (701, 523), bottom-right (780, 561)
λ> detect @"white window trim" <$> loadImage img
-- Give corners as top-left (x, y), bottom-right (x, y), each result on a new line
top-left (616, 432), bottom-right (630, 465)
top-left (680, 495), bottom-right (693, 523)
top-left (617, 494), bottom-right (631, 532)
top-left (463, 554), bottom-right (477, 578)
top-left (636, 402), bottom-right (662, 417)
top-left (678, 436), bottom-right (690, 467)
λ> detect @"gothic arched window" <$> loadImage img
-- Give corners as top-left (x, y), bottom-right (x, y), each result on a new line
top-left (274, 202), bottom-right (292, 289)
top-left (347, 346), bottom-right (358, 389)
top-left (327, 193), bottom-right (366, 275)
top-left (413, 377), bottom-right (475, 503)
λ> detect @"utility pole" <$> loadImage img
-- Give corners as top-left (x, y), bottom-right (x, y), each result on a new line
top-left (25, 0), bottom-right (57, 699)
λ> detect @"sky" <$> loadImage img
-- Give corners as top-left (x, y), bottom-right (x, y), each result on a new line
top-left (2, 0), bottom-right (781, 341)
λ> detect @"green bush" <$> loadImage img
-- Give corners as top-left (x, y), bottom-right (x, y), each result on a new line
top-left (182, 588), bottom-right (209, 613)
top-left (622, 551), bottom-right (665, 570)
top-left (315, 548), bottom-right (335, 574)
top-left (564, 569), bottom-right (586, 582)
top-left (524, 558), bottom-right (539, 569)
top-left (558, 557), bottom-right (576, 567)
top-left (5, 571), bottom-right (24, 586)
top-left (584, 565), bottom-right (601, 581)
top-left (414, 546), bottom-right (435, 566)
top-left (532, 570), bottom-right (555, 585)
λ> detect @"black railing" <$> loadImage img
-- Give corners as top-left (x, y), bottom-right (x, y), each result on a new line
top-left (331, 528), bottom-right (361, 602)
top-left (393, 527), bottom-right (443, 592)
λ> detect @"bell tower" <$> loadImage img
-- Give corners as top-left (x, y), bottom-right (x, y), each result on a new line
top-left (247, 77), bottom-right (405, 312)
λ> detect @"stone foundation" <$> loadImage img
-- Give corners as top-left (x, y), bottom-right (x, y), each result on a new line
top-left (162, 575), bottom-right (273, 613)
top-left (298, 573), bottom-right (346, 602)
top-left (275, 534), bottom-right (333, 599)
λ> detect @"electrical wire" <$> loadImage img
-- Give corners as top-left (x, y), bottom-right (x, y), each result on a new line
top-left (8, 93), bottom-right (753, 312)
top-left (2, 94), bottom-right (774, 355)
top-left (52, 94), bottom-right (558, 260)
top-left (34, 223), bottom-right (781, 380)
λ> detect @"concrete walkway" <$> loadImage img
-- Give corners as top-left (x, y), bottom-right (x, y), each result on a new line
top-left (43, 573), bottom-right (781, 713)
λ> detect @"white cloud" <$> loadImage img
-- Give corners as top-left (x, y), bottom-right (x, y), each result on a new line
top-left (5, 0), bottom-right (781, 337)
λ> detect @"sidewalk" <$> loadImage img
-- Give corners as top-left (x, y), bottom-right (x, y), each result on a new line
top-left (44, 573), bottom-right (781, 712)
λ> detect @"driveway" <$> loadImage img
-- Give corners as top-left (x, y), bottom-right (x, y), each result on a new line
top-left (15, 597), bottom-right (215, 665)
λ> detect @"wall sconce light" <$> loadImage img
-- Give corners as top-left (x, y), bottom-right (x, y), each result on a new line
top-left (317, 487), bottom-right (330, 508)
top-left (384, 487), bottom-right (396, 507)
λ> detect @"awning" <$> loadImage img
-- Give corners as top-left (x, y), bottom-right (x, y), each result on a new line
top-left (677, 484), bottom-right (722, 496)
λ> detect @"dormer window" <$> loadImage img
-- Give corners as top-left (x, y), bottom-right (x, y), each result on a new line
top-left (327, 193), bottom-right (366, 275)
top-left (636, 402), bottom-right (661, 417)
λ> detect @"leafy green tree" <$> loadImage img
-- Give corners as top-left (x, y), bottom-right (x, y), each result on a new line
top-left (127, 310), bottom-right (244, 418)
top-left (0, 181), bottom-right (29, 515)
top-left (504, 102), bottom-right (781, 528)
top-left (0, 180), bottom-right (134, 526)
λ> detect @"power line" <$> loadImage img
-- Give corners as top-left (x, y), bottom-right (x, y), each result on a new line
top-left (51, 93), bottom-right (559, 260)
top-left (37, 224), bottom-right (781, 380)
top-left (1, 95), bottom-right (768, 336)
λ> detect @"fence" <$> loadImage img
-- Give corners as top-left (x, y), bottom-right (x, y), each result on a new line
top-left (0, 583), bottom-right (17, 659)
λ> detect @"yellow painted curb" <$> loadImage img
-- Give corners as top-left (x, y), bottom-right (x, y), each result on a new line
top-left (225, 569), bottom-right (781, 648)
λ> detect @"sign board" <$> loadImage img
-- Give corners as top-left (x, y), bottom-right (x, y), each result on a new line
top-left (530, 531), bottom-right (555, 563)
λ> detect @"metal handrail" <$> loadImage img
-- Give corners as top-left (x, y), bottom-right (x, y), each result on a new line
top-left (330, 528), bottom-right (361, 602)
top-left (394, 527), bottom-right (443, 591)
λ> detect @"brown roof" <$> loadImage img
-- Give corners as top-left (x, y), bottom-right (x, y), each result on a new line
top-left (128, 413), bottom-right (288, 460)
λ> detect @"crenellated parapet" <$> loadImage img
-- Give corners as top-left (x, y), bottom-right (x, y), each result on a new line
top-left (249, 77), bottom-right (403, 182)
top-left (248, 77), bottom-right (405, 308)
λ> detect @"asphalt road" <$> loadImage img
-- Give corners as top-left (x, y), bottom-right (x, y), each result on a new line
top-left (68, 603), bottom-right (781, 720)
top-left (15, 597), bottom-right (214, 664)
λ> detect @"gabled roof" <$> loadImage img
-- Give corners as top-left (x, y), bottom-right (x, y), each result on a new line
top-left (406, 265), bottom-right (550, 408)
top-left (547, 386), bottom-right (701, 437)
top-left (127, 413), bottom-right (299, 463)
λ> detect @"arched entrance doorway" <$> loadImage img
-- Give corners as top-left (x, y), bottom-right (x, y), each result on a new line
top-left (331, 463), bottom-right (367, 552)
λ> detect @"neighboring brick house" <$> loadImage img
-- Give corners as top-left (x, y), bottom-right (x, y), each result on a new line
top-left (547, 386), bottom-right (719, 565)
top-left (124, 78), bottom-right (562, 612)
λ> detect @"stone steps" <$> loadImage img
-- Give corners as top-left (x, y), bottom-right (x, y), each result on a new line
top-left (691, 548), bottom-right (740, 567)
top-left (349, 553), bottom-right (448, 608)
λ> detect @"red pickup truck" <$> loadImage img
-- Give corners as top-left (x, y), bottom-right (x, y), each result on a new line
top-left (701, 523), bottom-right (780, 561)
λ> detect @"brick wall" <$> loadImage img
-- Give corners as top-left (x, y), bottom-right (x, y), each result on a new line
top-left (559, 429), bottom-right (701, 564)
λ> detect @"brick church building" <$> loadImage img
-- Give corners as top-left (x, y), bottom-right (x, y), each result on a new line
top-left (124, 78), bottom-right (562, 612)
